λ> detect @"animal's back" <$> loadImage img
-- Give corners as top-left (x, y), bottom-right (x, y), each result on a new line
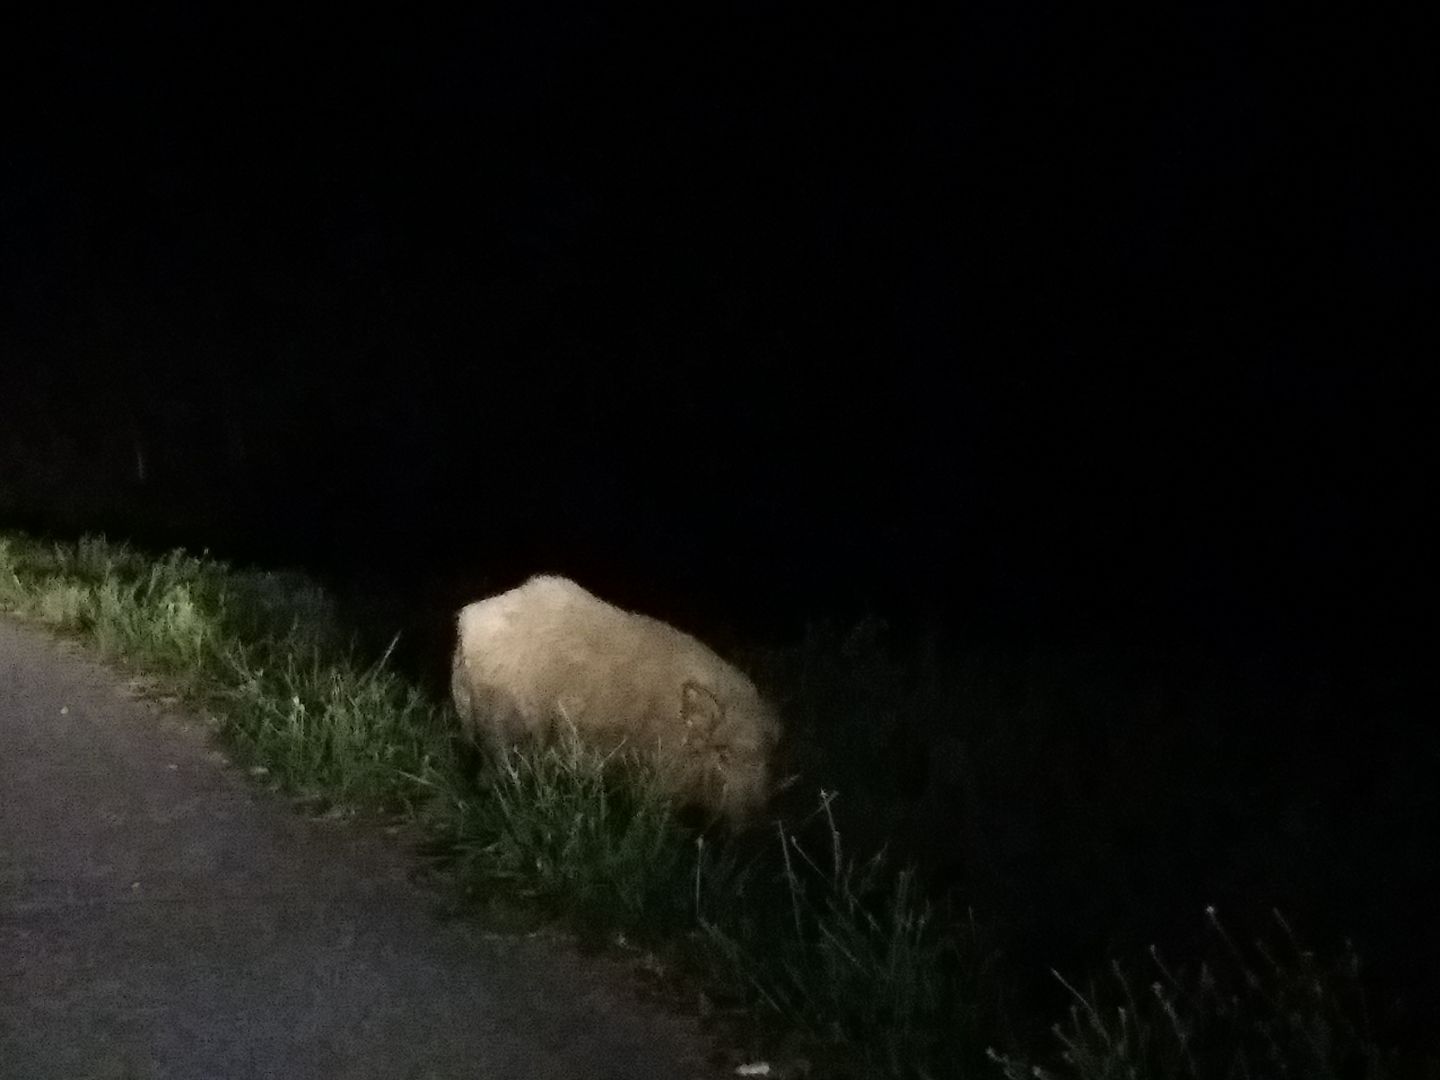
top-left (461, 573), bottom-right (725, 673)
top-left (454, 575), bottom-right (757, 738)
top-left (454, 576), bottom-right (654, 740)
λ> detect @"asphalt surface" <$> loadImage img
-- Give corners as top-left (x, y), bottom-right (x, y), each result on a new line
top-left (0, 615), bottom-right (721, 1080)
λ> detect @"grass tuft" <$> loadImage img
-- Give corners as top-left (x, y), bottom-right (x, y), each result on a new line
top-left (216, 639), bottom-right (451, 813)
top-left (420, 718), bottom-right (701, 933)
top-left (989, 906), bottom-right (1419, 1080)
top-left (701, 790), bottom-right (1001, 1078)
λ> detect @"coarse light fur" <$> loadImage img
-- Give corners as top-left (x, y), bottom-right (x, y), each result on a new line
top-left (451, 575), bottom-right (781, 828)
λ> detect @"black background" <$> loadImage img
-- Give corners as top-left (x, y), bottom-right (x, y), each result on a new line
top-left (3, 6), bottom-right (1426, 640)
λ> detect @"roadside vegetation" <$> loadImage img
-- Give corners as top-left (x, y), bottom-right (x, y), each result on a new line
top-left (1, 528), bottom-right (1431, 1079)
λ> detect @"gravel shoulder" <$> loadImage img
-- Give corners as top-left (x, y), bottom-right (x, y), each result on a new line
top-left (0, 615), bottom-right (722, 1080)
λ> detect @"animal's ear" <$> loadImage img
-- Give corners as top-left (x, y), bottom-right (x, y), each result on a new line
top-left (681, 681), bottom-right (723, 733)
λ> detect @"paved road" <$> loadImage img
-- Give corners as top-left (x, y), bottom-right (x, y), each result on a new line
top-left (0, 616), bottom-right (720, 1080)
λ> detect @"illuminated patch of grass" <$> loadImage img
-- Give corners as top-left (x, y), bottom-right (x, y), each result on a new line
top-left (0, 530), bottom-right (447, 810)
top-left (216, 640), bottom-right (452, 813)
top-left (419, 721), bottom-right (701, 933)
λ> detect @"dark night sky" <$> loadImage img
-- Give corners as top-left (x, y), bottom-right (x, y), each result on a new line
top-left (0, 6), bottom-right (1428, 648)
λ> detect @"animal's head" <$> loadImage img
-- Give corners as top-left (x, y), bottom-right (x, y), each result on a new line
top-left (678, 680), bottom-right (783, 829)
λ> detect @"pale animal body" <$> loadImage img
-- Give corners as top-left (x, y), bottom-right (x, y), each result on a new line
top-left (450, 575), bottom-right (781, 827)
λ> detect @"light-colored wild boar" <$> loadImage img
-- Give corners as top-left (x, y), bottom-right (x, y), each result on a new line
top-left (451, 574), bottom-right (781, 827)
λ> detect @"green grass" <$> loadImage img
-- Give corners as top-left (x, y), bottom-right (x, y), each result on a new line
top-left (698, 792), bottom-right (1005, 1078)
top-left (990, 907), bottom-right (1420, 1080)
top-left (421, 717), bottom-right (701, 930)
top-left (1, 527), bottom-right (1430, 1079)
